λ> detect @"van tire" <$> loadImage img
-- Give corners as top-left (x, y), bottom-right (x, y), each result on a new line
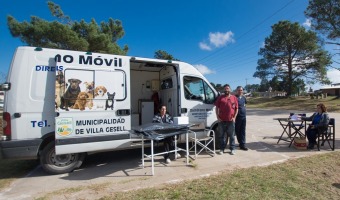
top-left (40, 142), bottom-right (86, 174)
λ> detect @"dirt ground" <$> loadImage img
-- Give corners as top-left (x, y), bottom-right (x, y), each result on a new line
top-left (0, 108), bottom-right (339, 200)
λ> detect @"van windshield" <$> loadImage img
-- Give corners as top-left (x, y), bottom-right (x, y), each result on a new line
top-left (183, 76), bottom-right (215, 104)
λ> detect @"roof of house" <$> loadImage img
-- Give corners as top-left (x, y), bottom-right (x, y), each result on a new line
top-left (320, 86), bottom-right (340, 90)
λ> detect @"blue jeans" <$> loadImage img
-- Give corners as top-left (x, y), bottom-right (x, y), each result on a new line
top-left (218, 121), bottom-right (235, 151)
top-left (235, 116), bottom-right (246, 147)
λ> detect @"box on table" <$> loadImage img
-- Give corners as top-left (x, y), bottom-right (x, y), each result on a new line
top-left (173, 116), bottom-right (189, 125)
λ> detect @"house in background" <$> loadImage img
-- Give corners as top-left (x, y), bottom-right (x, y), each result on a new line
top-left (320, 83), bottom-right (340, 97)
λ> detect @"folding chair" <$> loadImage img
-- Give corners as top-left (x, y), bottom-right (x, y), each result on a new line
top-left (189, 129), bottom-right (215, 159)
top-left (317, 118), bottom-right (335, 151)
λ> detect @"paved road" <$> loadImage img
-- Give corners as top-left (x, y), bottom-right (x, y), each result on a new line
top-left (0, 109), bottom-right (339, 200)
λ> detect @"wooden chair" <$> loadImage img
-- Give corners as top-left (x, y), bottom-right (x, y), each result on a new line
top-left (317, 118), bottom-right (335, 151)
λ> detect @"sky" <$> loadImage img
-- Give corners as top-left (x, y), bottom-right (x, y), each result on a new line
top-left (1, 0), bottom-right (339, 90)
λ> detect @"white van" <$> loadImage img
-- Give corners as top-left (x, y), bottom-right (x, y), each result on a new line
top-left (0, 46), bottom-right (219, 174)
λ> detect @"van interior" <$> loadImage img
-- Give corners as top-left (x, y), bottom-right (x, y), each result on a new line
top-left (130, 60), bottom-right (179, 126)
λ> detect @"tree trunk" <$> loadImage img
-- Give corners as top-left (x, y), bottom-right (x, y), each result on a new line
top-left (287, 54), bottom-right (293, 97)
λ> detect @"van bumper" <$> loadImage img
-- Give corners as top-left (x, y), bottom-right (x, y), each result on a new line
top-left (0, 139), bottom-right (42, 159)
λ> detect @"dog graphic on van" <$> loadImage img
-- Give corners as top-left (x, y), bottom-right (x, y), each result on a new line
top-left (71, 92), bottom-right (89, 111)
top-left (105, 92), bottom-right (115, 110)
top-left (92, 85), bottom-right (107, 110)
top-left (84, 81), bottom-right (94, 109)
top-left (55, 71), bottom-right (65, 109)
top-left (62, 78), bottom-right (82, 111)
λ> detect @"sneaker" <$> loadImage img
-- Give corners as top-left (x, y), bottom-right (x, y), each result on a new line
top-left (218, 150), bottom-right (224, 155)
top-left (230, 150), bottom-right (236, 155)
top-left (307, 143), bottom-right (315, 150)
top-left (176, 153), bottom-right (181, 159)
top-left (165, 158), bottom-right (171, 164)
top-left (307, 144), bottom-right (315, 150)
top-left (240, 146), bottom-right (249, 151)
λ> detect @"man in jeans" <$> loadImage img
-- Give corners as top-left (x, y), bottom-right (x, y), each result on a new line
top-left (214, 84), bottom-right (238, 155)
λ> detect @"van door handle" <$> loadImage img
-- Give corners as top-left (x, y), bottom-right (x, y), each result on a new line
top-left (117, 109), bottom-right (131, 116)
top-left (14, 113), bottom-right (21, 118)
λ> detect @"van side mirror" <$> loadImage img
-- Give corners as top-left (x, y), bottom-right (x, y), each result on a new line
top-left (1, 82), bottom-right (11, 91)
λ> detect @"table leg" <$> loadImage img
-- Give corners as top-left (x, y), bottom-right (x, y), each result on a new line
top-left (277, 120), bottom-right (290, 144)
top-left (186, 131), bottom-right (189, 165)
top-left (174, 135), bottom-right (177, 161)
top-left (151, 139), bottom-right (154, 176)
top-left (289, 130), bottom-right (297, 147)
top-left (289, 121), bottom-right (306, 147)
top-left (194, 132), bottom-right (197, 159)
top-left (142, 135), bottom-right (144, 168)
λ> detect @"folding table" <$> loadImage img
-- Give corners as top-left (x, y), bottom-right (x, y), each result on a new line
top-left (274, 118), bottom-right (306, 146)
top-left (131, 123), bottom-right (190, 175)
top-left (288, 119), bottom-right (306, 147)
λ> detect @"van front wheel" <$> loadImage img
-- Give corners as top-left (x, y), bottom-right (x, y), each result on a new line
top-left (40, 142), bottom-right (86, 174)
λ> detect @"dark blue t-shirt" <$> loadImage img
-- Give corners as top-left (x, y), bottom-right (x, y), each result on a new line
top-left (236, 95), bottom-right (247, 118)
top-left (312, 113), bottom-right (321, 125)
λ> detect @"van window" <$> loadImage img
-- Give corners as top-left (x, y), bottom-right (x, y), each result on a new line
top-left (161, 77), bottom-right (173, 90)
top-left (183, 76), bottom-right (215, 104)
top-left (63, 69), bottom-right (126, 101)
top-left (31, 69), bottom-right (55, 101)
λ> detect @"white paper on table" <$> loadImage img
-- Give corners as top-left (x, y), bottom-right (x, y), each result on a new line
top-left (290, 114), bottom-right (299, 120)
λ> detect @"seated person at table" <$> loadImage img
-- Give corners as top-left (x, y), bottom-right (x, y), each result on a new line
top-left (152, 105), bottom-right (180, 164)
top-left (301, 103), bottom-right (329, 150)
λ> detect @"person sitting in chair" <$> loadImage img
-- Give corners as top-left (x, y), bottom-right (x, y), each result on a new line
top-left (152, 105), bottom-right (180, 164)
top-left (301, 103), bottom-right (329, 150)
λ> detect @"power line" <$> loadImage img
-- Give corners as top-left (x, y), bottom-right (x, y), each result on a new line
top-left (189, 3), bottom-right (304, 69)
top-left (197, 9), bottom-right (306, 72)
top-left (184, 6), bottom-right (305, 66)
top-left (191, 0), bottom-right (296, 64)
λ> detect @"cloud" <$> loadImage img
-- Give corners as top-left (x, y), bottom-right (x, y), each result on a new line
top-left (199, 42), bottom-right (212, 51)
top-left (199, 31), bottom-right (235, 51)
top-left (194, 64), bottom-right (216, 75)
top-left (303, 18), bottom-right (311, 28)
top-left (209, 31), bottom-right (235, 47)
top-left (327, 68), bottom-right (340, 83)
top-left (317, 69), bottom-right (340, 89)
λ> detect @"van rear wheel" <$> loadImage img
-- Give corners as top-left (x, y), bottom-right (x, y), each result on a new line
top-left (40, 142), bottom-right (85, 174)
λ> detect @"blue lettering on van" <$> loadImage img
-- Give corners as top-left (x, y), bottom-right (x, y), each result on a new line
top-left (31, 120), bottom-right (50, 127)
top-left (36, 65), bottom-right (63, 71)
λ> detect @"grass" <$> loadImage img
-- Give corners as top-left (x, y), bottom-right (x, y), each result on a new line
top-left (1, 97), bottom-right (339, 196)
top-left (247, 96), bottom-right (340, 112)
top-left (99, 152), bottom-right (340, 200)
top-left (0, 159), bottom-right (38, 190)
top-left (34, 152), bottom-right (340, 199)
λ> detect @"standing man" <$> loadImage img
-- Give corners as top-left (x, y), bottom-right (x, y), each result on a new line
top-left (215, 84), bottom-right (238, 155)
top-left (235, 86), bottom-right (248, 151)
